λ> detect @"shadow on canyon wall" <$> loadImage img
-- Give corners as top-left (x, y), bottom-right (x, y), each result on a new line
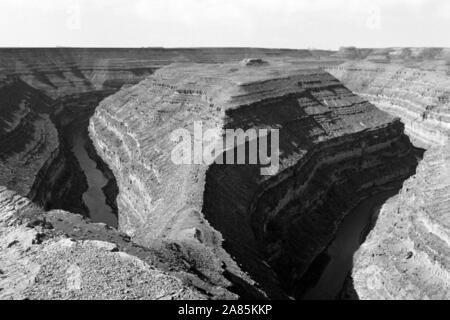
top-left (202, 90), bottom-right (425, 299)
top-left (301, 147), bottom-right (425, 300)
top-left (48, 94), bottom-right (119, 227)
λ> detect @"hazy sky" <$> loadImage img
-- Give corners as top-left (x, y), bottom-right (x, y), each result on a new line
top-left (0, 0), bottom-right (449, 49)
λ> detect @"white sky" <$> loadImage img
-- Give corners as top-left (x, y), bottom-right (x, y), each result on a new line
top-left (0, 0), bottom-right (449, 49)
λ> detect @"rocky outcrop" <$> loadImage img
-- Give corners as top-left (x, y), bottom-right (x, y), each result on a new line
top-left (90, 61), bottom-right (418, 298)
top-left (0, 186), bottom-right (237, 300)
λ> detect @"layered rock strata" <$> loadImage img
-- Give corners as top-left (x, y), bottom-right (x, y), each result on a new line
top-left (0, 78), bottom-right (59, 198)
top-left (90, 61), bottom-right (418, 298)
top-left (331, 57), bottom-right (450, 300)
top-left (0, 48), bottom-right (334, 99)
top-left (0, 78), bottom-right (94, 216)
top-left (353, 145), bottom-right (450, 299)
top-left (0, 48), bottom-right (336, 221)
top-left (330, 61), bottom-right (450, 148)
top-left (333, 47), bottom-right (450, 64)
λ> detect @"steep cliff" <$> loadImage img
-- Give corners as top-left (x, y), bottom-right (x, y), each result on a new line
top-left (331, 57), bottom-right (450, 300)
top-left (90, 61), bottom-right (418, 298)
top-left (0, 50), bottom-right (158, 221)
top-left (0, 78), bottom-right (59, 198)
top-left (0, 48), bottom-right (335, 221)
top-left (0, 77), bottom-right (98, 217)
top-left (2, 47), bottom-right (443, 299)
top-left (353, 145), bottom-right (450, 299)
top-left (330, 61), bottom-right (450, 148)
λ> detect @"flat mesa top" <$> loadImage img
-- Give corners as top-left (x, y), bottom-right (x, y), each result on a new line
top-left (154, 60), bottom-right (324, 85)
top-left (149, 60), bottom-right (338, 106)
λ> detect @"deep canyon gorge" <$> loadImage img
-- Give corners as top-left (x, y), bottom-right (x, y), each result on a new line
top-left (1, 47), bottom-right (449, 300)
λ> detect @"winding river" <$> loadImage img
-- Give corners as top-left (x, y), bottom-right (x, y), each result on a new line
top-left (302, 190), bottom-right (398, 300)
top-left (71, 124), bottom-right (118, 228)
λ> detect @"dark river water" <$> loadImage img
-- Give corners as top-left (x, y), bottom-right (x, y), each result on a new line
top-left (302, 190), bottom-right (398, 300)
top-left (71, 126), bottom-right (118, 227)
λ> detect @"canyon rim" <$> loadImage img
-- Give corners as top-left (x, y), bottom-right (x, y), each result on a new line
top-left (1, 0), bottom-right (450, 305)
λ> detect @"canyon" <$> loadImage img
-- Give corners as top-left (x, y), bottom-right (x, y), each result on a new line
top-left (1, 47), bottom-right (449, 300)
top-left (329, 48), bottom-right (450, 299)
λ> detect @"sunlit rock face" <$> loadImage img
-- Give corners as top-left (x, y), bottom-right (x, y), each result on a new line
top-left (90, 61), bottom-right (418, 298)
top-left (0, 186), bottom-right (213, 300)
top-left (331, 54), bottom-right (450, 300)
top-left (330, 61), bottom-right (450, 148)
top-left (353, 145), bottom-right (450, 300)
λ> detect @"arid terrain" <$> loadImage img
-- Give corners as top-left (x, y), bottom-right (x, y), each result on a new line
top-left (1, 47), bottom-right (449, 300)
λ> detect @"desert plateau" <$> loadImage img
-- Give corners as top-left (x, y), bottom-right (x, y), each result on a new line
top-left (1, 0), bottom-right (450, 303)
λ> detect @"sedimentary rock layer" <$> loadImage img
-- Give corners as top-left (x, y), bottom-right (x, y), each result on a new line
top-left (90, 61), bottom-right (418, 298)
top-left (0, 78), bottom-right (97, 215)
top-left (333, 47), bottom-right (450, 63)
top-left (330, 61), bottom-right (450, 148)
top-left (332, 57), bottom-right (450, 300)
top-left (0, 48), bottom-right (334, 99)
top-left (0, 48), bottom-right (335, 214)
top-left (0, 78), bottom-right (57, 197)
top-left (353, 145), bottom-right (450, 299)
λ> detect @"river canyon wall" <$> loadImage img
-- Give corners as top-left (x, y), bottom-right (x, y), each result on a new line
top-left (2, 47), bottom-right (449, 300)
top-left (0, 48), bottom-right (336, 212)
top-left (1, 48), bottom-right (339, 299)
top-left (330, 61), bottom-right (450, 148)
top-left (330, 54), bottom-right (450, 300)
top-left (90, 61), bottom-right (418, 298)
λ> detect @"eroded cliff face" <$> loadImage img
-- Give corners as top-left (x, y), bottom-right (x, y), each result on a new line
top-left (1, 49), bottom-right (342, 300)
top-left (0, 48), bottom-right (336, 220)
top-left (90, 61), bottom-right (419, 298)
top-left (331, 58), bottom-right (450, 300)
top-left (0, 48), bottom-right (160, 99)
top-left (2, 47), bottom-right (444, 300)
top-left (0, 78), bottom-right (61, 200)
top-left (0, 49), bottom-right (168, 219)
top-left (353, 145), bottom-right (450, 299)
top-left (0, 77), bottom-right (115, 217)
top-left (330, 61), bottom-right (450, 148)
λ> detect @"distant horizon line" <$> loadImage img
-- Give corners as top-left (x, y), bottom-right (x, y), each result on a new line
top-left (0, 45), bottom-right (449, 50)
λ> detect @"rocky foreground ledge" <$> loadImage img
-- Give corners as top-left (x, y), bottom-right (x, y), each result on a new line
top-left (0, 186), bottom-right (225, 300)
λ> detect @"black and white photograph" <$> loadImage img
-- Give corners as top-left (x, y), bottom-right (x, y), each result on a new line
top-left (0, 0), bottom-right (449, 307)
